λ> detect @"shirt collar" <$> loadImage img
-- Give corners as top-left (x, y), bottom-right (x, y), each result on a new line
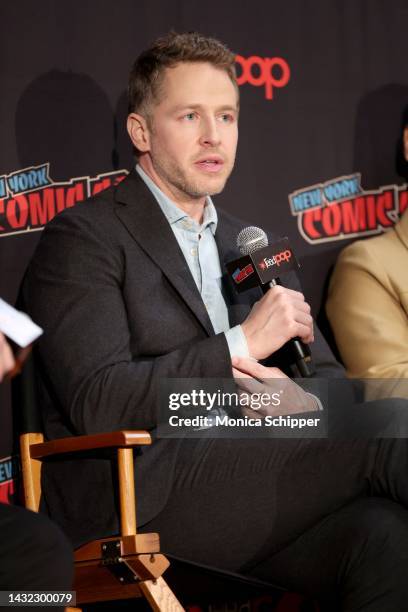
top-left (136, 164), bottom-right (218, 234)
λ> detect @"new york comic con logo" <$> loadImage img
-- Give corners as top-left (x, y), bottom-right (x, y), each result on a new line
top-left (0, 455), bottom-right (19, 504)
top-left (232, 263), bottom-right (255, 284)
top-left (289, 173), bottom-right (408, 244)
top-left (0, 163), bottom-right (128, 238)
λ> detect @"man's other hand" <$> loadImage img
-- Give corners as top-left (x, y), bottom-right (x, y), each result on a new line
top-left (232, 356), bottom-right (318, 417)
top-left (241, 285), bottom-right (314, 360)
top-left (0, 333), bottom-right (15, 382)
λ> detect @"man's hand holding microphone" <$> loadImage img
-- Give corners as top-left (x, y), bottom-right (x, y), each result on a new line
top-left (228, 227), bottom-right (320, 415)
top-left (241, 284), bottom-right (314, 360)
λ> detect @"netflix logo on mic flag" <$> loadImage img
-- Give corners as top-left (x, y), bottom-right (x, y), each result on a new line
top-left (226, 238), bottom-right (299, 293)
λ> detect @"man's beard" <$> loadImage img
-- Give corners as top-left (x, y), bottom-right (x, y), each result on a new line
top-left (152, 153), bottom-right (232, 201)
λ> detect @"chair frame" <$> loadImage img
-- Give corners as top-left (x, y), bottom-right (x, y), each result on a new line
top-left (20, 429), bottom-right (184, 612)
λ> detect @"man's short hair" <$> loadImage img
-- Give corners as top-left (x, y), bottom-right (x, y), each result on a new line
top-left (128, 31), bottom-right (238, 118)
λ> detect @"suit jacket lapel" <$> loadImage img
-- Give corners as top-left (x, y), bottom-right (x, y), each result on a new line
top-left (114, 170), bottom-right (215, 336)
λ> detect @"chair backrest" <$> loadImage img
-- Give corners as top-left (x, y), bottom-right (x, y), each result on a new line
top-left (12, 350), bottom-right (43, 435)
top-left (12, 350), bottom-right (45, 512)
top-left (20, 432), bottom-right (43, 512)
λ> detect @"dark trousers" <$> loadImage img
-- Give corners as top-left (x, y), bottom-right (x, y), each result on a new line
top-left (0, 504), bottom-right (73, 611)
top-left (143, 403), bottom-right (408, 611)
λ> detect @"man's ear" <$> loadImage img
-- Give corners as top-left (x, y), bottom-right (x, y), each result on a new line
top-left (127, 113), bottom-right (151, 153)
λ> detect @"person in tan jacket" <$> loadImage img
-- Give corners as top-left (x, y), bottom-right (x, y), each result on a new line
top-left (326, 209), bottom-right (408, 398)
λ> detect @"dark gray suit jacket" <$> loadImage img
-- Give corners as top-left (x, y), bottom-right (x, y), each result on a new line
top-left (22, 170), bottom-right (343, 547)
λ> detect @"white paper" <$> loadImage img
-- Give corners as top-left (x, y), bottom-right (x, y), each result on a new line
top-left (0, 298), bottom-right (43, 347)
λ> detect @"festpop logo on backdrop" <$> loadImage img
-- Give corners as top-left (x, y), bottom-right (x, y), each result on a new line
top-left (289, 173), bottom-right (408, 244)
top-left (0, 164), bottom-right (127, 238)
top-left (235, 55), bottom-right (290, 100)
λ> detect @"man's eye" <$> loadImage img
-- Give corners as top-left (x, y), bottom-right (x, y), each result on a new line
top-left (219, 114), bottom-right (234, 123)
top-left (183, 113), bottom-right (196, 121)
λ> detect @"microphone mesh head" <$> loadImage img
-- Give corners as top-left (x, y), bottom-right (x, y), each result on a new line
top-left (237, 226), bottom-right (269, 255)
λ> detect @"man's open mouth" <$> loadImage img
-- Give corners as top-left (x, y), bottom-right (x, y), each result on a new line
top-left (195, 158), bottom-right (224, 172)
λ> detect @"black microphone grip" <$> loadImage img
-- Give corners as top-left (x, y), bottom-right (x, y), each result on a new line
top-left (263, 278), bottom-right (315, 378)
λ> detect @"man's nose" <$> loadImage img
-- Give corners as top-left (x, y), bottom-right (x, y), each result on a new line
top-left (199, 117), bottom-right (221, 147)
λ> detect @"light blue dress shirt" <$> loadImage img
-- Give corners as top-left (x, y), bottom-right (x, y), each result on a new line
top-left (136, 164), bottom-right (249, 358)
top-left (136, 166), bottom-right (322, 412)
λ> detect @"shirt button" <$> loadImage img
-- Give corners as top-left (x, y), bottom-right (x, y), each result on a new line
top-left (190, 247), bottom-right (198, 256)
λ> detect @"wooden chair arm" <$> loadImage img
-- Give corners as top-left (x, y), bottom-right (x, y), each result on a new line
top-left (29, 430), bottom-right (152, 459)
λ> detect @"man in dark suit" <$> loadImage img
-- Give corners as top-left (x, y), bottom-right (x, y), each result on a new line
top-left (22, 32), bottom-right (408, 611)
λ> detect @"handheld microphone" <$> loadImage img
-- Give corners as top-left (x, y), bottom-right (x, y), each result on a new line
top-left (226, 226), bottom-right (315, 378)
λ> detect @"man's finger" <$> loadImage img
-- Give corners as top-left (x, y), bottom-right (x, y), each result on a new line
top-left (0, 335), bottom-right (15, 382)
top-left (232, 357), bottom-right (266, 380)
